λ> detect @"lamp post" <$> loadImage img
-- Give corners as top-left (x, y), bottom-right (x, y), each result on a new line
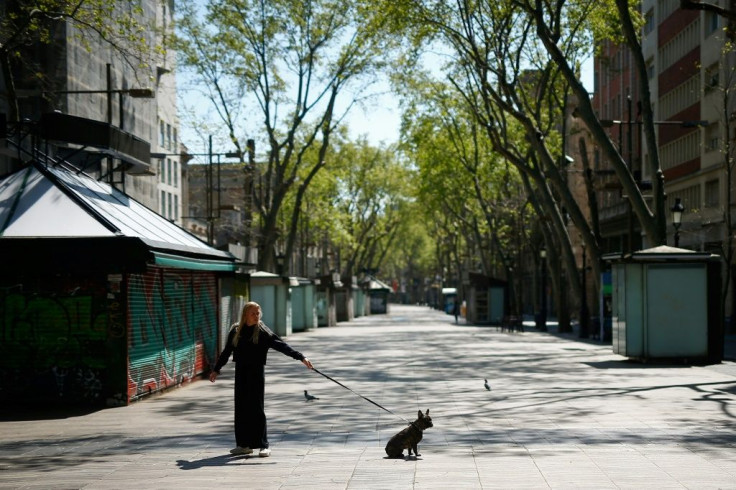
top-left (671, 197), bottom-right (685, 247)
top-left (537, 248), bottom-right (548, 332)
top-left (276, 254), bottom-right (286, 275)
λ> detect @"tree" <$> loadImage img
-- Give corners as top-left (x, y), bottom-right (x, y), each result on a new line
top-left (298, 137), bottom-right (412, 278)
top-left (175, 0), bottom-right (398, 272)
top-left (520, 0), bottom-right (667, 245)
top-left (387, 0), bottom-right (605, 331)
top-left (399, 70), bottom-right (539, 316)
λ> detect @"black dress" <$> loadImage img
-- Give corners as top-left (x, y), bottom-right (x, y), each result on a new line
top-left (213, 322), bottom-right (305, 449)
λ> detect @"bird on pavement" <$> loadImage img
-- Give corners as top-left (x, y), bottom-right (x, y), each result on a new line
top-left (304, 390), bottom-right (319, 401)
top-left (484, 379), bottom-right (491, 391)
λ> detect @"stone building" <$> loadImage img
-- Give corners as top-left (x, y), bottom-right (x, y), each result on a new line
top-left (0, 1), bottom-right (182, 224)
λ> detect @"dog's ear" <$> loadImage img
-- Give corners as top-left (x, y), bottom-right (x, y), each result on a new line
top-left (417, 409), bottom-right (423, 419)
top-left (426, 409), bottom-right (430, 416)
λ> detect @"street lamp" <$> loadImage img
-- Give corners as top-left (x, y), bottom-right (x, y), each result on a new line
top-left (671, 197), bottom-right (685, 247)
top-left (537, 248), bottom-right (548, 332)
top-left (17, 64), bottom-right (157, 129)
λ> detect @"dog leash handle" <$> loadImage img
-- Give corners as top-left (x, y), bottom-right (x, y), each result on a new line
top-left (312, 367), bottom-right (410, 424)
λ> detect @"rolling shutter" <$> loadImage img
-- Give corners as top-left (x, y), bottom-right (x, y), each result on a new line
top-left (127, 266), bottom-right (218, 401)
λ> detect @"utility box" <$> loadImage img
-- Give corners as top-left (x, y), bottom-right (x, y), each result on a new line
top-left (604, 246), bottom-right (722, 364)
top-left (465, 272), bottom-right (507, 325)
top-left (250, 271), bottom-right (295, 337)
top-left (291, 278), bottom-right (317, 332)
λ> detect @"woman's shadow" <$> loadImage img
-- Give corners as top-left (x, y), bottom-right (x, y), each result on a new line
top-left (176, 453), bottom-right (275, 470)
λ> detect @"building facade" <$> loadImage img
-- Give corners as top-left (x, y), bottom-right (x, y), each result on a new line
top-left (0, 1), bottom-right (181, 224)
top-left (593, 2), bottom-right (736, 319)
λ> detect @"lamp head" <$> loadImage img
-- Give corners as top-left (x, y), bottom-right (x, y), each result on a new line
top-left (671, 197), bottom-right (685, 226)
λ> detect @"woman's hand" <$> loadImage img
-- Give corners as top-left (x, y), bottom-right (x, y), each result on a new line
top-left (302, 358), bottom-right (314, 370)
top-left (209, 371), bottom-right (218, 383)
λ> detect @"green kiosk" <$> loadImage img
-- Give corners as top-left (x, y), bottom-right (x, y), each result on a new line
top-left (604, 246), bottom-right (723, 364)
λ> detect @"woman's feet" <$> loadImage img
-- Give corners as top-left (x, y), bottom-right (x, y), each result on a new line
top-left (258, 448), bottom-right (271, 457)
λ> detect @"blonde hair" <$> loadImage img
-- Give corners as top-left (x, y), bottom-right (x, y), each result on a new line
top-left (233, 301), bottom-right (262, 347)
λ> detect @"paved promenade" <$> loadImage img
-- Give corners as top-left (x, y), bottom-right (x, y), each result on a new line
top-left (1, 305), bottom-right (736, 489)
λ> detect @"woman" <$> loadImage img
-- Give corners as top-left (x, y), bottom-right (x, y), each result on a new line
top-left (210, 301), bottom-right (313, 457)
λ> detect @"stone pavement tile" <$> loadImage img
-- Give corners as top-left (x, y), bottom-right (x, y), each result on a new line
top-left (414, 478), bottom-right (482, 489)
top-left (475, 462), bottom-right (550, 488)
top-left (280, 484), bottom-right (346, 490)
top-left (529, 447), bottom-right (609, 486)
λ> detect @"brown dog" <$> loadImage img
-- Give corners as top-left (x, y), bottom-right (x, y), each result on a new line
top-left (384, 409), bottom-right (433, 458)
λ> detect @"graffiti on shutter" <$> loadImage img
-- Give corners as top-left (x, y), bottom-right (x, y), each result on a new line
top-left (127, 267), bottom-right (217, 401)
top-left (0, 275), bottom-right (120, 404)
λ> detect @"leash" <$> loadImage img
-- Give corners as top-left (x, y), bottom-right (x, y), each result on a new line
top-left (311, 367), bottom-right (410, 424)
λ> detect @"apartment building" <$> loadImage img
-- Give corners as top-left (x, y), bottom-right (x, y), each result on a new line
top-left (593, 1), bottom-right (735, 312)
top-left (594, 3), bottom-right (735, 251)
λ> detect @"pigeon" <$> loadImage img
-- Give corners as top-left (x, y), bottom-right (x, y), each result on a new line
top-left (304, 390), bottom-right (319, 401)
top-left (484, 379), bottom-right (491, 391)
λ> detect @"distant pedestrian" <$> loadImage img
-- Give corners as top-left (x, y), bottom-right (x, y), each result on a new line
top-left (210, 301), bottom-right (313, 457)
top-left (453, 298), bottom-right (460, 324)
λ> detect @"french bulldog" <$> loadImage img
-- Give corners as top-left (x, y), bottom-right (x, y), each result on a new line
top-left (385, 409), bottom-right (433, 458)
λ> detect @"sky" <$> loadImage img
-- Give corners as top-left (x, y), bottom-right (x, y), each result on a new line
top-left (343, 57), bottom-right (595, 147)
top-left (179, 56), bottom-right (595, 154)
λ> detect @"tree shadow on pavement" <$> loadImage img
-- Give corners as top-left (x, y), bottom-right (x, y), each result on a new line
top-left (0, 404), bottom-right (103, 422)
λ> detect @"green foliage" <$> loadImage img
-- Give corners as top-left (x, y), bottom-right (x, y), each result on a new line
top-left (175, 0), bottom-right (403, 271)
top-left (1, 1), bottom-right (153, 67)
top-left (300, 136), bottom-right (418, 275)
top-left (399, 70), bottom-right (530, 277)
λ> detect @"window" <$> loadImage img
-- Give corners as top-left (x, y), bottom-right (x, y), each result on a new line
top-left (174, 195), bottom-right (179, 221)
top-left (167, 159), bottom-right (172, 185)
top-left (173, 128), bottom-right (178, 152)
top-left (646, 59), bottom-right (655, 79)
top-left (706, 11), bottom-right (719, 36)
top-left (594, 70), bottom-right (598, 92)
top-left (706, 123), bottom-right (720, 152)
top-left (168, 193), bottom-right (173, 219)
top-left (173, 161), bottom-right (178, 187)
top-left (706, 63), bottom-right (719, 92)
top-left (159, 120), bottom-right (165, 147)
top-left (166, 124), bottom-right (172, 150)
top-left (161, 190), bottom-right (166, 215)
top-left (705, 179), bottom-right (720, 208)
top-left (644, 10), bottom-right (654, 35)
top-left (158, 158), bottom-right (164, 182)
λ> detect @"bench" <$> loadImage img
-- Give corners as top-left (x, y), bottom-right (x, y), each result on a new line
top-left (500, 315), bottom-right (523, 333)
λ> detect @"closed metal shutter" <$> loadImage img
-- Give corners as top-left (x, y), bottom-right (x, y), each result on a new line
top-left (127, 266), bottom-right (218, 401)
top-left (0, 274), bottom-right (115, 405)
